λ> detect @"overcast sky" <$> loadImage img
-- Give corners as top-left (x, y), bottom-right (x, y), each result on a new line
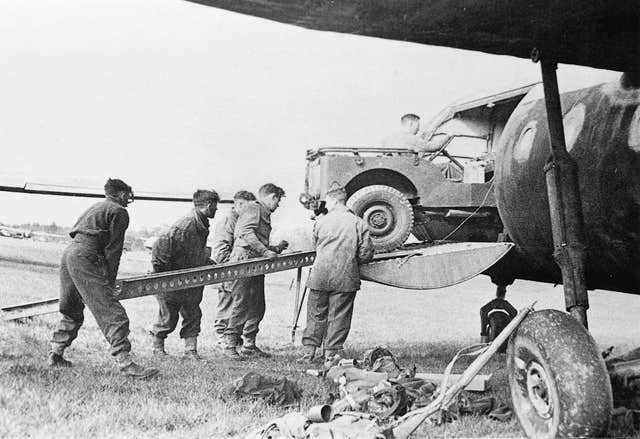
top-left (0, 0), bottom-right (620, 230)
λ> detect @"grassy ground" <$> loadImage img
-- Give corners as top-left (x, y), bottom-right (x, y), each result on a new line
top-left (1, 239), bottom-right (639, 438)
top-left (0, 317), bottom-right (518, 438)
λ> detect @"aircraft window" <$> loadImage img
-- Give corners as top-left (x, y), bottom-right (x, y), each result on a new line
top-left (563, 103), bottom-right (585, 152)
top-left (629, 106), bottom-right (640, 152)
top-left (513, 121), bottom-right (537, 163)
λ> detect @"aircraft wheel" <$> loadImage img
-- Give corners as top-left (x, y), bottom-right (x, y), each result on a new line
top-left (348, 185), bottom-right (413, 252)
top-left (507, 309), bottom-right (612, 438)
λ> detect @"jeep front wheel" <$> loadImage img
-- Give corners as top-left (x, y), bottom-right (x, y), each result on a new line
top-left (347, 185), bottom-right (414, 253)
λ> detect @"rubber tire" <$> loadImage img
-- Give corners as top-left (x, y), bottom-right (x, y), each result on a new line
top-left (347, 185), bottom-right (414, 253)
top-left (507, 309), bottom-right (612, 439)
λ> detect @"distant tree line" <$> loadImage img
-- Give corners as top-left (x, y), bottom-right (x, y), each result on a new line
top-left (0, 221), bottom-right (168, 252)
top-left (0, 221), bottom-right (71, 236)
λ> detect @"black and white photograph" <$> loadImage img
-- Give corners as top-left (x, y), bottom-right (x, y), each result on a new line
top-left (0, 1), bottom-right (638, 437)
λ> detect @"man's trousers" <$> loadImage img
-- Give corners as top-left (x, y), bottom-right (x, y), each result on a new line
top-left (50, 243), bottom-right (131, 357)
top-left (151, 287), bottom-right (204, 339)
top-left (213, 287), bottom-right (233, 336)
top-left (223, 275), bottom-right (265, 345)
top-left (302, 289), bottom-right (356, 351)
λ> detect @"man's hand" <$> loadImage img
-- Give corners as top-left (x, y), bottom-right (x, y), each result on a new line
top-left (272, 240), bottom-right (289, 254)
top-left (264, 250), bottom-right (278, 258)
top-left (480, 335), bottom-right (490, 344)
top-left (411, 148), bottom-right (427, 160)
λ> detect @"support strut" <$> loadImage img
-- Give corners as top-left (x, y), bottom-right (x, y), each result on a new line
top-left (540, 57), bottom-right (590, 328)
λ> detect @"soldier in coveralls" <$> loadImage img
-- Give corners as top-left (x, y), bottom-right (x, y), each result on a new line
top-left (211, 190), bottom-right (256, 343)
top-left (149, 189), bottom-right (219, 359)
top-left (48, 178), bottom-right (158, 379)
top-left (480, 285), bottom-right (517, 352)
top-left (299, 186), bottom-right (375, 363)
top-left (222, 183), bottom-right (288, 359)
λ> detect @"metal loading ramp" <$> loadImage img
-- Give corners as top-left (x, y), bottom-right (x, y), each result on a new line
top-left (1, 242), bottom-right (513, 321)
top-left (362, 242), bottom-right (514, 289)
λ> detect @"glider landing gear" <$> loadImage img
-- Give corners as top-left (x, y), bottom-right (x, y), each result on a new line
top-left (507, 309), bottom-right (613, 438)
top-left (505, 54), bottom-right (611, 438)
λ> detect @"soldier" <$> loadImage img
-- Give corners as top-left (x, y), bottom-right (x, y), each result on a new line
top-left (211, 190), bottom-right (256, 343)
top-left (48, 178), bottom-right (158, 379)
top-left (149, 189), bottom-right (219, 359)
top-left (382, 113), bottom-right (453, 153)
top-left (480, 285), bottom-right (517, 350)
top-left (299, 186), bottom-right (375, 363)
top-left (222, 183), bottom-right (288, 359)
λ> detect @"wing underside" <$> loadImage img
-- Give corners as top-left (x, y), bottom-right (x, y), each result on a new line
top-left (186, 0), bottom-right (639, 72)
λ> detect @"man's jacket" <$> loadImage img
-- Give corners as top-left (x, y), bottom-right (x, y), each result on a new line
top-left (152, 209), bottom-right (211, 272)
top-left (230, 201), bottom-right (273, 261)
top-left (212, 208), bottom-right (239, 264)
top-left (69, 197), bottom-right (129, 284)
top-left (307, 205), bottom-right (375, 292)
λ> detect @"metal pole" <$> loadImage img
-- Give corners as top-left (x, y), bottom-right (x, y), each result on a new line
top-left (291, 285), bottom-right (308, 344)
top-left (292, 267), bottom-right (302, 329)
top-left (391, 304), bottom-right (535, 438)
top-left (540, 57), bottom-right (589, 328)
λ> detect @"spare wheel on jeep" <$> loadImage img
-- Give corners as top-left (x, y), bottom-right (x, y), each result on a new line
top-left (347, 185), bottom-right (414, 253)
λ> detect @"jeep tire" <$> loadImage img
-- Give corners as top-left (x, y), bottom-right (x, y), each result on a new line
top-left (347, 185), bottom-right (414, 253)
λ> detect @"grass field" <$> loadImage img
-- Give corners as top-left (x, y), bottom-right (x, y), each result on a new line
top-left (1, 239), bottom-right (639, 438)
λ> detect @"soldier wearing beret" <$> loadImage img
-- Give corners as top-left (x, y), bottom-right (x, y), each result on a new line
top-left (49, 178), bottom-right (158, 379)
top-left (149, 189), bottom-right (219, 359)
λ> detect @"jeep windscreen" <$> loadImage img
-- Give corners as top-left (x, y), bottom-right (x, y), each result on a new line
top-left (440, 135), bottom-right (488, 158)
top-left (309, 147), bottom-right (415, 157)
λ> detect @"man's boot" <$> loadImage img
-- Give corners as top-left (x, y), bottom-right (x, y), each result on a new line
top-left (48, 352), bottom-right (72, 368)
top-left (116, 352), bottom-right (159, 379)
top-left (48, 343), bottom-right (72, 367)
top-left (323, 350), bottom-right (342, 367)
top-left (221, 335), bottom-right (243, 361)
top-left (182, 337), bottom-right (201, 360)
top-left (296, 345), bottom-right (316, 364)
top-left (239, 338), bottom-right (272, 358)
top-left (151, 334), bottom-right (167, 356)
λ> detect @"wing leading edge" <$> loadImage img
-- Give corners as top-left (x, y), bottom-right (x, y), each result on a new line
top-left (186, 0), bottom-right (639, 72)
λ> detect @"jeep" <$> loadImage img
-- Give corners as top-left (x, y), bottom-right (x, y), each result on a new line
top-left (300, 84), bottom-right (536, 252)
